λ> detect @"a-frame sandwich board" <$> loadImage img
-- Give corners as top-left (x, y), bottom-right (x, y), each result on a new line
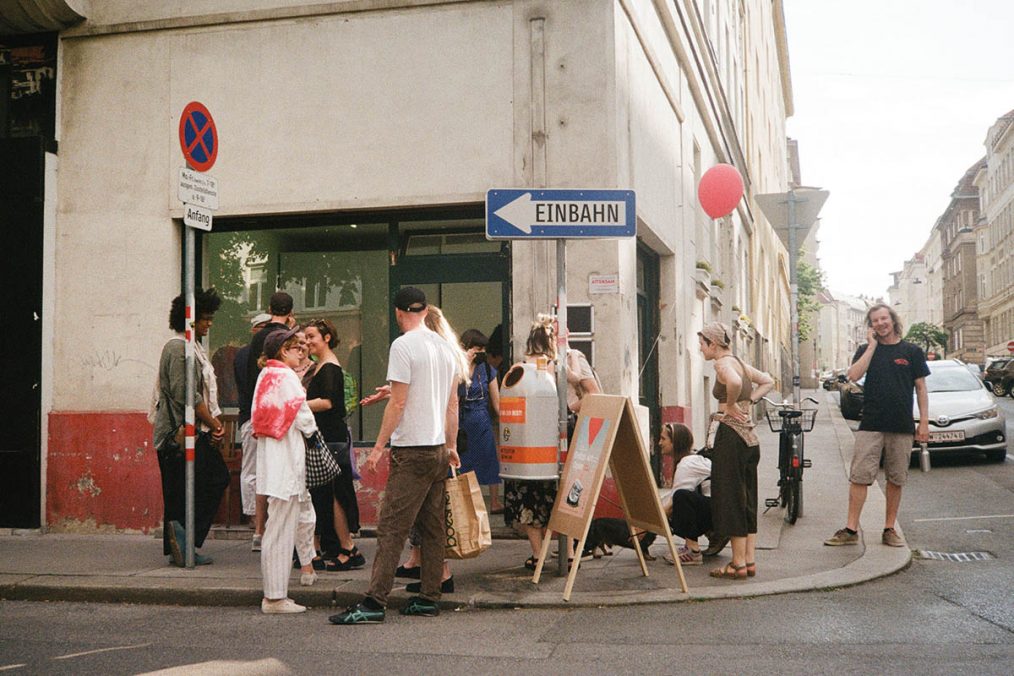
top-left (532, 394), bottom-right (687, 600)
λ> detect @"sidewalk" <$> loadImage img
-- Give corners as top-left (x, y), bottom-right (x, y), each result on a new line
top-left (0, 390), bottom-right (910, 609)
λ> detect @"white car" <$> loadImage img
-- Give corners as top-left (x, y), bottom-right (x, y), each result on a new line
top-left (913, 360), bottom-right (1008, 463)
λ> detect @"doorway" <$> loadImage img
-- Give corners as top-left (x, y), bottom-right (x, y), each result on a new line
top-left (0, 136), bottom-right (44, 527)
top-left (637, 243), bottom-right (661, 481)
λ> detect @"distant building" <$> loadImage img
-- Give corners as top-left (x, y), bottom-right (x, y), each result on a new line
top-left (976, 110), bottom-right (1014, 358)
top-left (937, 158), bottom-right (987, 364)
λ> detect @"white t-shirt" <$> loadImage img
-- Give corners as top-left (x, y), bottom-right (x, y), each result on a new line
top-left (673, 454), bottom-right (712, 497)
top-left (387, 327), bottom-right (458, 447)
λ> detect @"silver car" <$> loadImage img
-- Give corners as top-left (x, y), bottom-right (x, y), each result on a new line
top-left (913, 360), bottom-right (1008, 463)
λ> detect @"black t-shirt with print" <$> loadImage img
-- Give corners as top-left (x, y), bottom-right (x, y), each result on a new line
top-left (852, 340), bottom-right (930, 434)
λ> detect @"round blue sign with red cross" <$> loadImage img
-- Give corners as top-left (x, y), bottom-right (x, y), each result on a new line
top-left (178, 101), bottom-right (218, 172)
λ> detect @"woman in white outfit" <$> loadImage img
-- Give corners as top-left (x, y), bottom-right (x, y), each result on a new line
top-left (253, 327), bottom-right (319, 614)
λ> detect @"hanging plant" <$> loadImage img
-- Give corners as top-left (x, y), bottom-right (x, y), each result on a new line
top-left (695, 260), bottom-right (712, 272)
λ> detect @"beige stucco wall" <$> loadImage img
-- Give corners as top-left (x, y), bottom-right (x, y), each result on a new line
top-left (52, 0), bottom-right (792, 443)
top-left (54, 1), bottom-right (517, 410)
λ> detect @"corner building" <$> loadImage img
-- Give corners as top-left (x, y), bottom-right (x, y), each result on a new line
top-left (2, 0), bottom-right (793, 532)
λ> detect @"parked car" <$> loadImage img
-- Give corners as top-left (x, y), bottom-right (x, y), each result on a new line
top-left (983, 358), bottom-right (1014, 397)
top-left (839, 374), bottom-right (864, 420)
top-left (914, 360), bottom-right (1008, 463)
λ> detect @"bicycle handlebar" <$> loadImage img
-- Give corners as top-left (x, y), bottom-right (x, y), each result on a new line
top-left (760, 396), bottom-right (819, 408)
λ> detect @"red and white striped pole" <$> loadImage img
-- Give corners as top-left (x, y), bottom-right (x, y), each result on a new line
top-left (184, 223), bottom-right (196, 568)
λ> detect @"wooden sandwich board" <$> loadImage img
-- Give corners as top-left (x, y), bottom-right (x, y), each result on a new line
top-left (532, 394), bottom-right (687, 600)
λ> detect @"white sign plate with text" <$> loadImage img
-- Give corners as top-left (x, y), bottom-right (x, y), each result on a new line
top-left (178, 167), bottom-right (219, 210)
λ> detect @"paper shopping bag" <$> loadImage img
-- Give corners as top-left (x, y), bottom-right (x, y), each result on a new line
top-left (444, 469), bottom-right (492, 560)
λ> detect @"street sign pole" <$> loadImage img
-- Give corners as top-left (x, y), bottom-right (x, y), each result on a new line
top-left (184, 219), bottom-right (196, 568)
top-left (755, 188), bottom-right (828, 411)
top-left (556, 238), bottom-right (568, 578)
top-left (485, 187), bottom-right (636, 576)
top-left (787, 190), bottom-right (801, 408)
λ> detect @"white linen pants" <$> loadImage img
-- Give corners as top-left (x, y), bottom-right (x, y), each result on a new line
top-left (261, 495), bottom-right (316, 600)
top-left (239, 421), bottom-right (257, 515)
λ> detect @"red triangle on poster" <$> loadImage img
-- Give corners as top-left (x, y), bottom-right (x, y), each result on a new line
top-left (588, 417), bottom-right (605, 445)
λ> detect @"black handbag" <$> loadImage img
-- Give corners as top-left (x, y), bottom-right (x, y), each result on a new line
top-left (305, 430), bottom-right (342, 489)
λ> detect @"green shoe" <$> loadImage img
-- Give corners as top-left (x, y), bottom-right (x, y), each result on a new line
top-left (400, 596), bottom-right (440, 617)
top-left (329, 601), bottom-right (385, 625)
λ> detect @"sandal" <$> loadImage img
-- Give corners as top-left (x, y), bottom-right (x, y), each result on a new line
top-left (745, 562), bottom-right (756, 577)
top-left (339, 546), bottom-right (366, 569)
top-left (524, 556), bottom-right (539, 571)
top-left (709, 562), bottom-right (748, 580)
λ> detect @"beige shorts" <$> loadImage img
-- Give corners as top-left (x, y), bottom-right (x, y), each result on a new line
top-left (850, 431), bottom-right (913, 486)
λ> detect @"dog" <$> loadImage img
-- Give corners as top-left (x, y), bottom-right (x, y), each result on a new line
top-left (581, 518), bottom-right (657, 560)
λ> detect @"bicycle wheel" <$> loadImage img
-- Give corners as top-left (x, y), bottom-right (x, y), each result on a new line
top-left (784, 475), bottom-right (800, 524)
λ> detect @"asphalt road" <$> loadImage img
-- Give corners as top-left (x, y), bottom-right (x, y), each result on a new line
top-left (2, 396), bottom-right (1010, 675)
top-left (3, 451), bottom-right (1012, 675)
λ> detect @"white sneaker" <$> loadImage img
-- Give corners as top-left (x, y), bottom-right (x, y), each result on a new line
top-left (251, 535), bottom-right (262, 552)
top-left (300, 571), bottom-right (318, 586)
top-left (261, 598), bottom-right (306, 614)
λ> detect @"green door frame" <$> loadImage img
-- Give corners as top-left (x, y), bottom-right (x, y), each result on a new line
top-left (637, 242), bottom-right (661, 482)
top-left (388, 226), bottom-right (511, 357)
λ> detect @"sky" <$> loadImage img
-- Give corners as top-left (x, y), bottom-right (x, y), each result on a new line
top-left (783, 0), bottom-right (1014, 299)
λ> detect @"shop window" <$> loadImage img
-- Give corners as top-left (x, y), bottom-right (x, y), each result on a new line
top-left (204, 222), bottom-right (389, 442)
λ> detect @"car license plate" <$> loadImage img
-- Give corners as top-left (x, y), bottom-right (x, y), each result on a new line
top-left (929, 430), bottom-right (965, 442)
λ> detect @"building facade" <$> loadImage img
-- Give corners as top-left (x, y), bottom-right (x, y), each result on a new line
top-left (938, 158), bottom-right (987, 364)
top-left (2, 0), bottom-right (794, 532)
top-left (977, 110), bottom-right (1014, 359)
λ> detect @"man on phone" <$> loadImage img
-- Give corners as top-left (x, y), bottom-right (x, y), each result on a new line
top-left (824, 304), bottom-right (929, 548)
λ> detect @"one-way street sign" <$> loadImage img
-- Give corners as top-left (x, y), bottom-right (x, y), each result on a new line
top-left (486, 189), bottom-right (636, 239)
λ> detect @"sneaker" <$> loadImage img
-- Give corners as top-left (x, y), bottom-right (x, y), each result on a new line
top-left (824, 528), bottom-right (860, 546)
top-left (194, 552), bottom-right (214, 566)
top-left (251, 535), bottom-right (262, 552)
top-left (329, 601), bottom-right (385, 625)
top-left (702, 533), bottom-right (729, 557)
top-left (882, 528), bottom-right (905, 547)
top-left (677, 545), bottom-right (703, 566)
top-left (300, 571), bottom-right (318, 586)
top-left (261, 598), bottom-right (306, 614)
top-left (400, 596), bottom-right (440, 617)
top-left (406, 576), bottom-right (454, 594)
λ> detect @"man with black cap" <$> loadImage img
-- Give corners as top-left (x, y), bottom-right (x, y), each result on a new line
top-left (330, 286), bottom-right (460, 624)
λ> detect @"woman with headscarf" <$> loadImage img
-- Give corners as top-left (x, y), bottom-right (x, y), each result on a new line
top-left (697, 321), bottom-right (774, 580)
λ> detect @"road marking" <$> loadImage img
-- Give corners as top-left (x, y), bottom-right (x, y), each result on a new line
top-left (0, 665), bottom-right (26, 672)
top-left (53, 643), bottom-right (151, 660)
top-left (912, 514), bottom-right (1014, 523)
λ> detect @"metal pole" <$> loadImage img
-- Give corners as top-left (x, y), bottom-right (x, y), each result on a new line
top-left (556, 238), bottom-right (568, 577)
top-left (184, 224), bottom-right (196, 568)
top-left (786, 192), bottom-right (803, 518)
top-left (787, 190), bottom-right (801, 407)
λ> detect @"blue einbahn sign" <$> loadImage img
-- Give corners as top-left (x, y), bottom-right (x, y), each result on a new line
top-left (486, 189), bottom-right (636, 239)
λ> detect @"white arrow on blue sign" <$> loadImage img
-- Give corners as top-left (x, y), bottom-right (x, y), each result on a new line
top-left (486, 189), bottom-right (636, 239)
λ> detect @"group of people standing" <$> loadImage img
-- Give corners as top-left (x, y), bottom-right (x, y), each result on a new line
top-left (153, 283), bottom-right (925, 619)
top-left (152, 289), bottom-right (364, 614)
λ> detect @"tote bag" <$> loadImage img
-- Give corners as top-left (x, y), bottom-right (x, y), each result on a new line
top-left (444, 469), bottom-right (492, 560)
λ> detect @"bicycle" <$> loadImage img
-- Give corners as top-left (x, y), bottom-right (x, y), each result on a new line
top-left (761, 396), bottom-right (819, 524)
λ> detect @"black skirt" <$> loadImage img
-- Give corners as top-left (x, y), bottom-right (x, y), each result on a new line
top-left (709, 423), bottom-right (759, 537)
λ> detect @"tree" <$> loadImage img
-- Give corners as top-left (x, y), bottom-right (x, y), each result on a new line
top-left (905, 322), bottom-right (948, 356)
top-left (797, 260), bottom-right (824, 342)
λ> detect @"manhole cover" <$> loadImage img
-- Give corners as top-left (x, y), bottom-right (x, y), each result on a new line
top-left (915, 550), bottom-right (994, 562)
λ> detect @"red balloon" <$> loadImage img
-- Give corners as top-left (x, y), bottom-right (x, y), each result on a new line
top-left (697, 164), bottom-right (744, 219)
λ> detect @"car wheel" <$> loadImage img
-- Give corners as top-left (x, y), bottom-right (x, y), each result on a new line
top-left (988, 449), bottom-right (1007, 462)
top-left (991, 381), bottom-right (1009, 397)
